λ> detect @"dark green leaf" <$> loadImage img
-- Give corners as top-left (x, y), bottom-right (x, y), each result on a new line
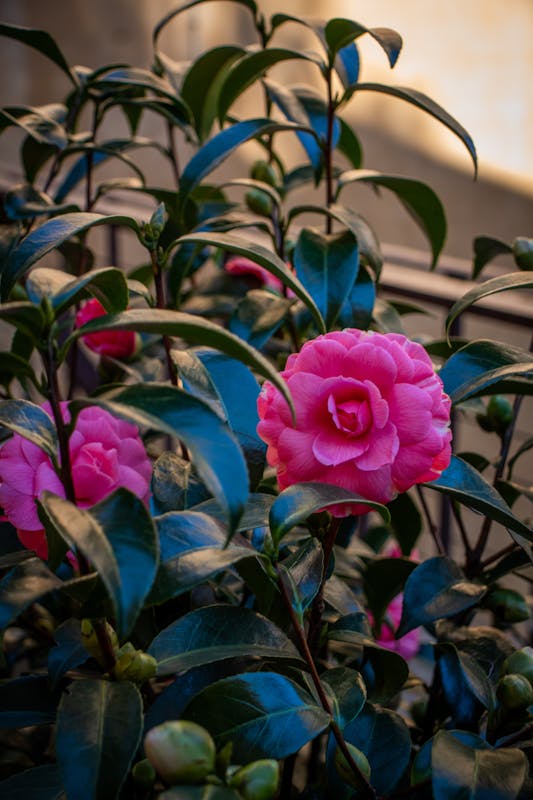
top-left (446, 272), bottom-right (533, 336)
top-left (159, 788), bottom-right (240, 800)
top-left (388, 491), bottom-right (422, 555)
top-left (0, 765), bottom-right (64, 800)
top-left (432, 729), bottom-right (527, 800)
top-left (182, 46), bottom-right (244, 140)
top-left (0, 23), bottom-right (74, 84)
top-left (38, 489), bottom-right (158, 639)
top-left (0, 675), bottom-right (59, 727)
top-left (428, 456), bottom-right (533, 546)
top-left (397, 556), bottom-right (486, 637)
top-left (229, 289), bottom-right (292, 349)
top-left (334, 42), bottom-right (360, 90)
top-left (0, 399), bottom-right (58, 462)
top-left (1, 212), bottom-right (139, 300)
top-left (184, 672), bottom-right (330, 761)
top-left (0, 105), bottom-right (67, 148)
top-left (337, 262), bottom-right (375, 329)
top-left (0, 301), bottom-right (45, 341)
top-left (325, 19), bottom-right (402, 67)
top-left (336, 117), bottom-right (363, 169)
top-left (75, 385), bottom-right (247, 535)
top-left (364, 557), bottom-right (417, 627)
top-left (176, 231), bottom-right (325, 334)
top-left (323, 666), bottom-right (366, 729)
top-left (439, 340), bottom-right (533, 403)
top-left (48, 619), bottom-right (88, 689)
top-left (218, 48), bottom-right (318, 123)
top-left (65, 307), bottom-right (294, 413)
top-left (283, 537), bottom-right (324, 612)
top-left (4, 184), bottom-right (75, 221)
top-left (437, 643), bottom-right (494, 727)
top-left (269, 482), bottom-right (390, 546)
top-left (152, 451), bottom-right (211, 514)
top-left (343, 703), bottom-right (411, 794)
top-left (56, 679), bottom-right (142, 800)
top-left (149, 605), bottom-right (303, 676)
top-left (92, 67), bottom-right (179, 102)
top-left (294, 228), bottom-right (359, 327)
top-left (0, 557), bottom-right (61, 630)
top-left (25, 266), bottom-right (129, 315)
top-left (153, 0), bottom-right (258, 49)
top-left (473, 236), bottom-right (513, 279)
top-left (178, 118), bottom-right (310, 209)
top-left (353, 83), bottom-right (477, 175)
top-left (337, 170), bottom-right (446, 268)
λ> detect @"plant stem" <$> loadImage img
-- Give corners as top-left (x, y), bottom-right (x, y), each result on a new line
top-left (280, 753), bottom-right (296, 797)
top-left (276, 569), bottom-right (376, 799)
top-left (450, 500), bottom-right (472, 560)
top-left (416, 485), bottom-right (445, 556)
top-left (307, 517), bottom-right (341, 653)
top-left (324, 69), bottom-right (335, 235)
top-left (151, 249), bottom-right (178, 386)
top-left (478, 542), bottom-right (520, 571)
top-left (166, 120), bottom-right (181, 188)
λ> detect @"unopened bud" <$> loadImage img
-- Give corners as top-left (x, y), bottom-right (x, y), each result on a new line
top-left (132, 758), bottom-right (157, 788)
top-left (113, 643), bottom-right (157, 684)
top-left (150, 202), bottom-right (168, 237)
top-left (484, 587), bottom-right (529, 623)
top-left (81, 619), bottom-right (118, 667)
top-left (334, 743), bottom-right (371, 791)
top-left (497, 673), bottom-right (533, 710)
top-left (503, 647), bottom-right (533, 684)
top-left (245, 188), bottom-right (273, 217)
top-left (228, 759), bottom-right (280, 800)
top-left (513, 237), bottom-right (533, 270)
top-left (144, 720), bottom-right (216, 785)
top-left (250, 159), bottom-right (278, 187)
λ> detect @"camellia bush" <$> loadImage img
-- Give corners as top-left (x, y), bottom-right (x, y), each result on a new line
top-left (0, 2), bottom-right (532, 798)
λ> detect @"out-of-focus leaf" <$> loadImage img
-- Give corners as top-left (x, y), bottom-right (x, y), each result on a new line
top-left (0, 765), bottom-right (65, 800)
top-left (446, 272), bottom-right (533, 336)
top-left (0, 399), bottom-right (58, 462)
top-left (0, 557), bottom-right (61, 630)
top-left (473, 236), bottom-right (512, 279)
top-left (0, 23), bottom-right (75, 83)
top-left (0, 675), bottom-right (60, 728)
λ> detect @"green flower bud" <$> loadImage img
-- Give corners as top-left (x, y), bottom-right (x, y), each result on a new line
top-left (81, 619), bottom-right (119, 666)
top-left (144, 720), bottom-right (216, 785)
top-left (150, 202), bottom-right (168, 237)
top-left (250, 159), bottom-right (278, 187)
top-left (484, 586), bottom-right (529, 623)
top-left (334, 744), bottom-right (371, 791)
top-left (113, 643), bottom-right (157, 684)
top-left (132, 758), bottom-right (157, 788)
top-left (503, 647), bottom-right (533, 684)
top-left (228, 759), bottom-right (280, 800)
top-left (487, 395), bottom-right (513, 433)
top-left (496, 673), bottom-right (533, 710)
top-left (513, 237), bottom-right (533, 270)
top-left (245, 188), bottom-right (273, 217)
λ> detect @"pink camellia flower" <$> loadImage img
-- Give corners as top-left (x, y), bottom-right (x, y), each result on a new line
top-left (0, 403), bottom-right (151, 559)
top-left (257, 329), bottom-right (451, 515)
top-left (224, 256), bottom-right (284, 293)
top-left (373, 594), bottom-right (420, 660)
top-left (76, 298), bottom-right (136, 358)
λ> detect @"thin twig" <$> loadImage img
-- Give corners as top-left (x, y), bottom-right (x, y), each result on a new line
top-left (450, 500), bottom-right (472, 559)
top-left (416, 485), bottom-right (445, 556)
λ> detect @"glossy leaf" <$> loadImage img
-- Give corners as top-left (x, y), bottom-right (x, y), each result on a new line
top-left (56, 679), bottom-right (142, 800)
top-left (431, 730), bottom-right (527, 800)
top-left (1, 212), bottom-right (139, 300)
top-left (75, 384), bottom-right (247, 534)
top-left (353, 83), bottom-right (477, 175)
top-left (325, 18), bottom-right (402, 67)
top-left (176, 231), bottom-right (325, 334)
top-left (337, 170), bottom-right (446, 268)
top-left (26, 266), bottom-right (129, 315)
top-left (48, 619), bottom-right (88, 689)
top-left (294, 228), bottom-right (359, 327)
top-left (38, 489), bottom-right (158, 639)
top-left (153, 0), bottom-right (258, 49)
top-left (0, 765), bottom-right (65, 800)
top-left (473, 236), bottom-right (512, 279)
top-left (0, 557), bottom-right (61, 630)
top-left (218, 48), bottom-right (319, 123)
top-left (336, 117), bottom-right (363, 169)
top-left (0, 23), bottom-right (75, 84)
top-left (229, 289), bottom-right (292, 349)
top-left (437, 643), bottom-right (494, 727)
top-left (0, 302), bottom-right (45, 341)
top-left (66, 307), bottom-right (294, 412)
top-left (0, 675), bottom-right (60, 727)
top-left (149, 605), bottom-right (303, 676)
top-left (181, 46), bottom-right (244, 140)
top-left (364, 557), bottom-right (417, 627)
top-left (282, 537), bottom-right (324, 612)
top-left (178, 118), bottom-right (308, 208)
top-left (439, 340), bottom-right (533, 403)
top-left (343, 703), bottom-right (411, 795)
top-left (334, 42), bottom-right (360, 89)
top-left (446, 272), bottom-right (533, 335)
top-left (396, 556), bottom-right (486, 637)
top-left (0, 399), bottom-right (58, 462)
top-left (149, 510), bottom-right (257, 604)
top-left (184, 672), bottom-right (330, 761)
top-left (388, 491), bottom-right (422, 555)
top-left (428, 456), bottom-right (533, 545)
top-left (269, 482), bottom-right (390, 545)
top-left (0, 105), bottom-right (67, 149)
top-left (323, 666), bottom-right (366, 729)
top-left (337, 262), bottom-right (375, 329)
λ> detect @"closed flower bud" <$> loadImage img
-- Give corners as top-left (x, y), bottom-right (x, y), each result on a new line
top-left (245, 188), bottom-right (273, 217)
top-left (132, 758), bottom-right (157, 788)
top-left (150, 202), bottom-right (168, 237)
top-left (484, 586), bottom-right (529, 623)
top-left (81, 619), bottom-right (119, 666)
top-left (228, 759), bottom-right (279, 800)
top-left (487, 396), bottom-right (513, 434)
top-left (334, 743), bottom-right (372, 791)
top-left (144, 720), bottom-right (216, 785)
top-left (513, 237), bottom-right (533, 270)
top-left (250, 159), bottom-right (278, 187)
top-left (497, 673), bottom-right (533, 710)
top-left (503, 647), bottom-right (533, 684)
top-left (113, 643), bottom-right (157, 684)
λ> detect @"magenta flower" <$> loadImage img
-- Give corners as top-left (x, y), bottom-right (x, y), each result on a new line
top-left (0, 403), bottom-right (152, 558)
top-left (224, 256), bottom-right (284, 292)
top-left (76, 298), bottom-right (136, 358)
top-left (257, 329), bottom-right (452, 515)
top-left (373, 594), bottom-right (420, 660)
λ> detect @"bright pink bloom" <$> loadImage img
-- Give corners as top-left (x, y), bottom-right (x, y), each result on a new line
top-left (373, 594), bottom-right (420, 660)
top-left (257, 329), bottom-right (451, 515)
top-left (224, 256), bottom-right (284, 292)
top-left (0, 403), bottom-right (151, 558)
top-left (76, 298), bottom-right (136, 358)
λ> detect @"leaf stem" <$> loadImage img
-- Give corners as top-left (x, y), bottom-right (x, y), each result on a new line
top-left (166, 120), bottom-right (181, 188)
top-left (324, 69), bottom-right (335, 235)
top-left (307, 517), bottom-right (341, 653)
top-left (276, 568), bottom-right (376, 799)
top-left (416, 485), bottom-right (445, 556)
top-left (150, 249), bottom-right (178, 386)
